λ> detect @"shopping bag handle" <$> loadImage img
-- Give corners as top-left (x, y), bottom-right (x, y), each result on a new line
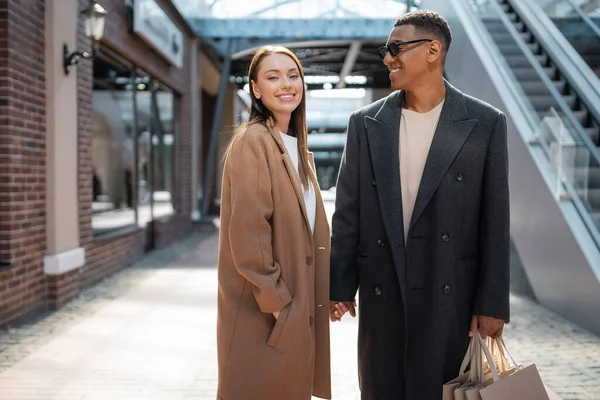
top-left (458, 335), bottom-right (474, 375)
top-left (494, 336), bottom-right (520, 370)
top-left (476, 332), bottom-right (501, 382)
top-left (489, 337), bottom-right (510, 372)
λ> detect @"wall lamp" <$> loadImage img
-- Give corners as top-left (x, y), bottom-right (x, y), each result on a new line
top-left (63, 0), bottom-right (108, 75)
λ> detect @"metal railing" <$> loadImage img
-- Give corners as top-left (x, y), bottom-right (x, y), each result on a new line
top-left (511, 0), bottom-right (600, 123)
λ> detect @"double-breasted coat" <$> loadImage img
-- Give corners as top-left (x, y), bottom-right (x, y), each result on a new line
top-left (217, 123), bottom-right (332, 400)
top-left (330, 82), bottom-right (510, 400)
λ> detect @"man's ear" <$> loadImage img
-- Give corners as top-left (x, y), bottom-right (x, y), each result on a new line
top-left (427, 40), bottom-right (443, 63)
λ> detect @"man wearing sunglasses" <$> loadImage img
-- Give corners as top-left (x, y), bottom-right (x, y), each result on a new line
top-left (329, 9), bottom-right (510, 400)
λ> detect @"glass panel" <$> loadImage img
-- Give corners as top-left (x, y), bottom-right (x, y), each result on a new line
top-left (91, 56), bottom-right (137, 234)
top-left (174, 0), bottom-right (411, 19)
top-left (135, 73), bottom-right (153, 228)
top-left (538, 108), bottom-right (600, 234)
top-left (150, 84), bottom-right (177, 220)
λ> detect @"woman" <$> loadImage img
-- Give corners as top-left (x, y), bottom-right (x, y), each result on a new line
top-left (216, 46), bottom-right (332, 400)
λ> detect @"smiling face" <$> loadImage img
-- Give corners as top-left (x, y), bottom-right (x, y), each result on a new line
top-left (250, 53), bottom-right (304, 128)
top-left (383, 24), bottom-right (442, 91)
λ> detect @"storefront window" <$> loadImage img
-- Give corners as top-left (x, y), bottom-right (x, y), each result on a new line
top-left (135, 75), bottom-right (177, 226)
top-left (150, 84), bottom-right (176, 220)
top-left (92, 56), bottom-right (136, 235)
top-left (91, 50), bottom-right (177, 237)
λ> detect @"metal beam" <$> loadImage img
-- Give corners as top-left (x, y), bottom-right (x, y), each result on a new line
top-left (299, 49), bottom-right (347, 64)
top-left (581, 0), bottom-right (600, 13)
top-left (336, 41), bottom-right (362, 89)
top-left (231, 39), bottom-right (353, 59)
top-left (190, 18), bottom-right (395, 41)
top-left (201, 40), bottom-right (233, 218)
top-left (246, 0), bottom-right (303, 16)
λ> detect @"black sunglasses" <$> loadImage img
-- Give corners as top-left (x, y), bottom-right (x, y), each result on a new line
top-left (377, 39), bottom-right (433, 60)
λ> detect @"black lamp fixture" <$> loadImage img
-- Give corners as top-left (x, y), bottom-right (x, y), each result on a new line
top-left (63, 0), bottom-right (108, 75)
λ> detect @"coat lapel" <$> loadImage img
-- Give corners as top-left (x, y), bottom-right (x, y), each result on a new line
top-left (409, 83), bottom-right (478, 232)
top-left (365, 90), bottom-right (406, 254)
top-left (268, 129), bottom-right (312, 236)
top-left (308, 152), bottom-right (329, 236)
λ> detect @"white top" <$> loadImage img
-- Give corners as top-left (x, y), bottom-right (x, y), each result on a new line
top-left (279, 132), bottom-right (316, 233)
top-left (399, 100), bottom-right (445, 242)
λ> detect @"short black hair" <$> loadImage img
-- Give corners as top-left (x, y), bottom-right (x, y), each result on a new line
top-left (394, 10), bottom-right (452, 53)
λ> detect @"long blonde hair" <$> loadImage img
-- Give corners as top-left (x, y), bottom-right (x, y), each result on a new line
top-left (225, 46), bottom-right (310, 187)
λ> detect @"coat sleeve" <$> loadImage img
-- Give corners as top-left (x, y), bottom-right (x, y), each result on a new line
top-left (226, 132), bottom-right (292, 314)
top-left (330, 113), bottom-right (361, 301)
top-left (473, 112), bottom-right (510, 322)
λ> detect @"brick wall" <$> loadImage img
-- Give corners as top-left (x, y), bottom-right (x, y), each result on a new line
top-left (0, 0), bottom-right (196, 324)
top-left (0, 0), bottom-right (47, 325)
top-left (81, 231), bottom-right (145, 288)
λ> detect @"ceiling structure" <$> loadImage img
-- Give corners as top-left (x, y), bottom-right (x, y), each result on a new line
top-left (174, 0), bottom-right (420, 89)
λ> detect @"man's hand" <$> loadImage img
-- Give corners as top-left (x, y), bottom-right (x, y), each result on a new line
top-left (470, 315), bottom-right (505, 339)
top-left (329, 300), bottom-right (357, 322)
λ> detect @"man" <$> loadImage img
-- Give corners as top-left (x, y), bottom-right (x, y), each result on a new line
top-left (329, 10), bottom-right (510, 400)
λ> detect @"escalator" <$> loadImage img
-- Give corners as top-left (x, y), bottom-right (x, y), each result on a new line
top-left (481, 0), bottom-right (600, 222)
top-left (420, 0), bottom-right (600, 335)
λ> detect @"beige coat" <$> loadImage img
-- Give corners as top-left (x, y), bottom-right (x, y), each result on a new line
top-left (217, 123), bottom-right (332, 400)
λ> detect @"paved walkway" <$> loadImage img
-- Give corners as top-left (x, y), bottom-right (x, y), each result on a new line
top-left (0, 231), bottom-right (599, 399)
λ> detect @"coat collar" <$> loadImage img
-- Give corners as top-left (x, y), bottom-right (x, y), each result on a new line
top-left (365, 81), bottom-right (478, 239)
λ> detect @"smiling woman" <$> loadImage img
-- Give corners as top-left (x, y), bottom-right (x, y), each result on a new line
top-left (217, 45), bottom-right (333, 400)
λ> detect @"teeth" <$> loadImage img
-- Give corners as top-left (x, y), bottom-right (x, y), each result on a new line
top-left (279, 94), bottom-right (294, 99)
top-left (390, 68), bottom-right (401, 73)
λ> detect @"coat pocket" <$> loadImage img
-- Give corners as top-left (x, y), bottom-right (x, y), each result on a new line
top-left (266, 300), bottom-right (292, 349)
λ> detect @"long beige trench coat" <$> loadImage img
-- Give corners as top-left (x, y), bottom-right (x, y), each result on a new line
top-left (217, 122), bottom-right (332, 400)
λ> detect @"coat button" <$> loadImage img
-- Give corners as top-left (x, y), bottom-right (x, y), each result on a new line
top-left (441, 233), bottom-right (450, 242)
top-left (309, 316), bottom-right (314, 326)
top-left (377, 239), bottom-right (385, 246)
top-left (455, 173), bottom-right (464, 181)
top-left (443, 284), bottom-right (451, 295)
top-left (306, 256), bottom-right (313, 265)
top-left (373, 286), bottom-right (382, 296)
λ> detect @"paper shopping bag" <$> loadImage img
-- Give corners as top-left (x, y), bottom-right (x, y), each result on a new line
top-left (445, 334), bottom-right (489, 400)
top-left (465, 337), bottom-right (516, 400)
top-left (443, 371), bottom-right (470, 400)
top-left (468, 334), bottom-right (550, 400)
top-left (465, 367), bottom-right (516, 400)
top-left (480, 364), bottom-right (550, 400)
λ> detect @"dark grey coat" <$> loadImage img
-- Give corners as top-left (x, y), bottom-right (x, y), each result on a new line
top-left (330, 82), bottom-right (510, 400)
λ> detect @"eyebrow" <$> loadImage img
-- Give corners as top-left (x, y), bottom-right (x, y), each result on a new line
top-left (263, 68), bottom-right (299, 74)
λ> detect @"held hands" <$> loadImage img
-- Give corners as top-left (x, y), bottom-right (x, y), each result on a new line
top-left (329, 300), bottom-right (357, 322)
top-left (470, 315), bottom-right (505, 339)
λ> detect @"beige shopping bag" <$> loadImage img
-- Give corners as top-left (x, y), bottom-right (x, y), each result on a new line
top-left (465, 336), bottom-right (516, 400)
top-left (480, 363), bottom-right (549, 399)
top-left (454, 334), bottom-right (494, 400)
top-left (467, 334), bottom-right (550, 400)
top-left (442, 338), bottom-right (475, 400)
top-left (444, 334), bottom-right (502, 400)
top-left (446, 334), bottom-right (494, 400)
